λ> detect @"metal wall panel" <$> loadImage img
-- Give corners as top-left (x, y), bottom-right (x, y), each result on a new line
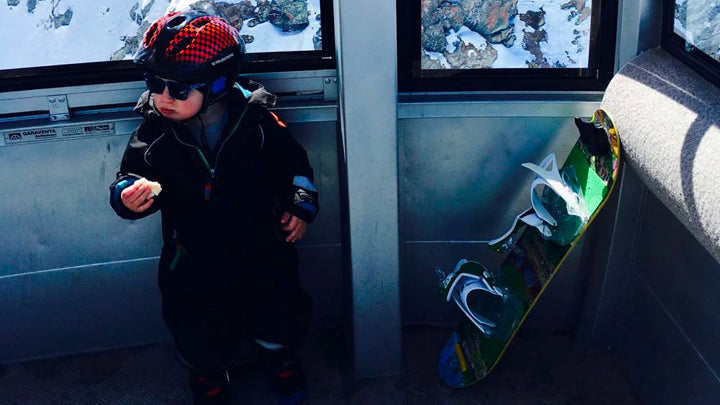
top-left (288, 121), bottom-right (344, 330)
top-left (635, 194), bottom-right (720, 372)
top-left (399, 115), bottom-right (593, 330)
top-left (0, 116), bottom-right (159, 277)
top-left (616, 181), bottom-right (720, 403)
top-left (0, 70), bottom-right (337, 117)
top-left (0, 259), bottom-right (167, 363)
top-left (400, 116), bottom-right (581, 242)
top-left (609, 269), bottom-right (720, 404)
top-left (291, 121), bottom-right (342, 247)
top-left (297, 246), bottom-right (343, 327)
top-left (582, 166), bottom-right (720, 403)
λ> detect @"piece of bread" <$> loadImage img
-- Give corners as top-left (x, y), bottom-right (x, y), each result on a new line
top-left (147, 180), bottom-right (162, 197)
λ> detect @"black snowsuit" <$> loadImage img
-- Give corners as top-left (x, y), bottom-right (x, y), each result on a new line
top-left (109, 82), bottom-right (318, 372)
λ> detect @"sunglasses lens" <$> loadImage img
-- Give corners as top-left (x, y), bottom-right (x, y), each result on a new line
top-left (144, 73), bottom-right (199, 100)
top-left (166, 82), bottom-right (191, 100)
top-left (144, 73), bottom-right (166, 94)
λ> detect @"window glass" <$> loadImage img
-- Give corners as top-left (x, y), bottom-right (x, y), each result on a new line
top-left (400, 0), bottom-right (617, 91)
top-left (662, 0), bottom-right (720, 87)
top-left (421, 0), bottom-right (594, 70)
top-left (0, 0), bottom-right (325, 71)
top-left (673, 0), bottom-right (720, 63)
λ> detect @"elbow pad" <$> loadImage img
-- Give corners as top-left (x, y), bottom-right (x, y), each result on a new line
top-left (288, 176), bottom-right (319, 223)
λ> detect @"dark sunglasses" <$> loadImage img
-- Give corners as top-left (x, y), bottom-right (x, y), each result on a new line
top-left (144, 72), bottom-right (206, 100)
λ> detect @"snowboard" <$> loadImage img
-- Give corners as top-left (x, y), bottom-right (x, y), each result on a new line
top-left (437, 108), bottom-right (620, 388)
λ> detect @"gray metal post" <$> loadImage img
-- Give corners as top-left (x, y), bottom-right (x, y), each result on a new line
top-left (615, 0), bottom-right (662, 71)
top-left (332, 0), bottom-right (401, 377)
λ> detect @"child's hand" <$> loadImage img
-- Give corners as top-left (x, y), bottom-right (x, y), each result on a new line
top-left (121, 178), bottom-right (159, 213)
top-left (280, 212), bottom-right (307, 243)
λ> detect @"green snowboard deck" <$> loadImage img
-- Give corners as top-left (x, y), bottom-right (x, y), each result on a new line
top-left (438, 109), bottom-right (620, 388)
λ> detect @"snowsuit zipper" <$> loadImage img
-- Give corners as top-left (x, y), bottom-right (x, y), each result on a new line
top-left (170, 106), bottom-right (248, 202)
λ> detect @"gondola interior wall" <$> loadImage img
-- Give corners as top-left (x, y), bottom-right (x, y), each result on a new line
top-left (2, 0), bottom-right (720, 404)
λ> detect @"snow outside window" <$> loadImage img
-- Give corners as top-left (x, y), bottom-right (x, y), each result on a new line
top-left (673, 0), bottom-right (720, 64)
top-left (421, 0), bottom-right (595, 70)
top-left (0, 0), bottom-right (324, 71)
top-left (660, 0), bottom-right (720, 89)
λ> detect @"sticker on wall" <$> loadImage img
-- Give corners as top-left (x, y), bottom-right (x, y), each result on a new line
top-left (2, 122), bottom-right (116, 145)
top-left (3, 128), bottom-right (58, 144)
top-left (61, 123), bottom-right (116, 137)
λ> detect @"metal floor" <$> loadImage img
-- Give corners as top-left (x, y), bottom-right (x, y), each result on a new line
top-left (0, 326), bottom-right (640, 405)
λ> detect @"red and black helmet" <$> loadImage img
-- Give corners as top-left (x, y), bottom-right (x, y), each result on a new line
top-left (134, 9), bottom-right (245, 84)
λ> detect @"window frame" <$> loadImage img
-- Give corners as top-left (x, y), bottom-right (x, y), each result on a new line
top-left (660, 0), bottom-right (720, 88)
top-left (397, 0), bottom-right (618, 92)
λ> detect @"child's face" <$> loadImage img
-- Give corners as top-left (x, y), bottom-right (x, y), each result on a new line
top-left (152, 86), bottom-right (204, 122)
